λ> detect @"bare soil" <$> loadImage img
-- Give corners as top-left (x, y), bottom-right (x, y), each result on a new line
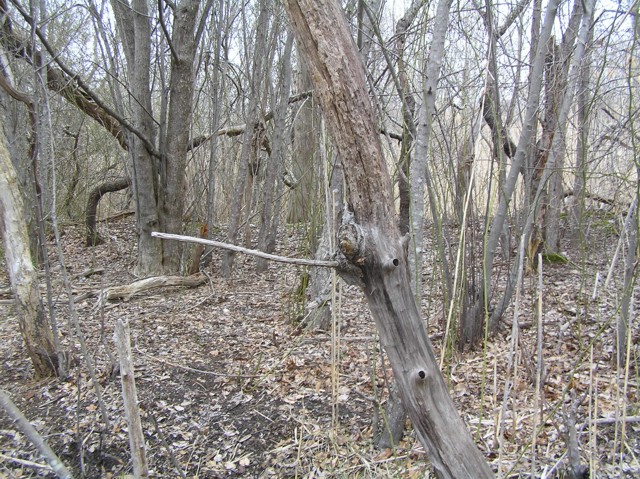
top-left (0, 214), bottom-right (638, 478)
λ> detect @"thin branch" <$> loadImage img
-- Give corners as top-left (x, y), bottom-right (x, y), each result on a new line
top-left (151, 232), bottom-right (339, 268)
top-left (0, 453), bottom-right (51, 470)
top-left (5, 0), bottom-right (160, 157)
top-left (498, 0), bottom-right (532, 37)
top-left (158, 0), bottom-right (178, 62)
top-left (0, 390), bottom-right (74, 479)
top-left (134, 344), bottom-right (259, 378)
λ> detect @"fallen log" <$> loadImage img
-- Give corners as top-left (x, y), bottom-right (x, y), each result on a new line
top-left (98, 273), bottom-right (207, 304)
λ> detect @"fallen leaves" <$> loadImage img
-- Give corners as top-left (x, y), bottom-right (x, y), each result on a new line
top-left (0, 218), bottom-right (638, 477)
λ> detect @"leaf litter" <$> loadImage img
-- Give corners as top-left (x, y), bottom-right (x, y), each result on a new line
top-left (0, 215), bottom-right (638, 477)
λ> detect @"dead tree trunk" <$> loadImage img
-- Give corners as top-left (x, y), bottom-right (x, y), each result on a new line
top-left (85, 177), bottom-right (131, 246)
top-left (283, 1), bottom-right (493, 477)
top-left (114, 319), bottom-right (149, 478)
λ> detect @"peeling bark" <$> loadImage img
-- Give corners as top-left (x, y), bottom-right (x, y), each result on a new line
top-left (0, 124), bottom-right (58, 378)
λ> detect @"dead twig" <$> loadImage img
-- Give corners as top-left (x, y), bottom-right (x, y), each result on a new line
top-left (151, 232), bottom-right (339, 268)
top-left (133, 345), bottom-right (259, 378)
top-left (0, 390), bottom-right (74, 478)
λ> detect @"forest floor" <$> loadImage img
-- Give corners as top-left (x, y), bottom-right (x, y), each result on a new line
top-left (0, 212), bottom-right (639, 478)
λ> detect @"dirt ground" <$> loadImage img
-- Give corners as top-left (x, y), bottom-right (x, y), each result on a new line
top-left (0, 214), bottom-right (639, 478)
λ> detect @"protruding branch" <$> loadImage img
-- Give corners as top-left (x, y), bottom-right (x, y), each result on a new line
top-left (151, 232), bottom-right (339, 268)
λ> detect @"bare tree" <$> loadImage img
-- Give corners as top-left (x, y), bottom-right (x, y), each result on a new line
top-left (256, 31), bottom-right (294, 272)
top-left (283, 1), bottom-right (493, 476)
top-left (287, 64), bottom-right (320, 224)
top-left (222, 0), bottom-right (271, 276)
top-left (617, 0), bottom-right (639, 366)
top-left (111, 0), bottom-right (163, 276)
top-left (462, 0), bottom-right (561, 334)
top-left (489, 0), bottom-right (595, 327)
top-left (530, 0), bottom-right (585, 255)
top-left (159, 0), bottom-right (210, 272)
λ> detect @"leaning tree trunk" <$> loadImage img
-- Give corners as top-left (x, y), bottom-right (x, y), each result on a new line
top-left (0, 125), bottom-right (58, 378)
top-left (283, 1), bottom-right (493, 477)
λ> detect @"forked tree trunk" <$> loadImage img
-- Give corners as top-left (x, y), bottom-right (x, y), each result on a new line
top-left (112, 0), bottom-right (162, 277)
top-left (283, 1), bottom-right (493, 477)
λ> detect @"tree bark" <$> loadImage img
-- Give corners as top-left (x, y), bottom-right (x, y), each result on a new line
top-left (0, 125), bottom-right (58, 378)
top-left (410, 0), bottom-right (453, 314)
top-left (287, 62), bottom-right (320, 224)
top-left (160, 0), bottom-right (204, 273)
top-left (303, 153), bottom-right (344, 331)
top-left (530, 0), bottom-right (584, 255)
top-left (570, 20), bottom-right (594, 232)
top-left (283, 1), bottom-right (493, 477)
top-left (394, 0), bottom-right (422, 237)
top-left (112, 0), bottom-right (163, 277)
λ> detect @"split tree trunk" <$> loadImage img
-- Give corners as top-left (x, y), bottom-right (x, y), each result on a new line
top-left (283, 1), bottom-right (493, 477)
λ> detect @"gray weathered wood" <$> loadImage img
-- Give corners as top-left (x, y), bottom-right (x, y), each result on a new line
top-left (0, 390), bottom-right (73, 478)
top-left (283, 1), bottom-right (494, 477)
top-left (114, 319), bottom-right (149, 478)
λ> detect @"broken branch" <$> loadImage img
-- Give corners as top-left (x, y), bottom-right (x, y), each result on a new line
top-left (151, 232), bottom-right (339, 268)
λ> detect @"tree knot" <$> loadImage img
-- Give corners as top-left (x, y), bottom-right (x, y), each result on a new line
top-left (333, 210), bottom-right (366, 287)
top-left (338, 222), bottom-right (366, 265)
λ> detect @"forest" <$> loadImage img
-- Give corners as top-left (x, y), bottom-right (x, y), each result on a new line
top-left (0, 0), bottom-right (638, 477)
